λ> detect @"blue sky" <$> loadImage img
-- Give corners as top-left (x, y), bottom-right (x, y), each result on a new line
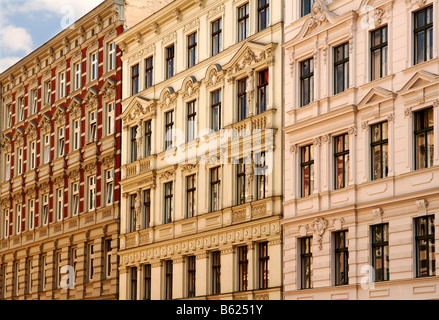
top-left (0, 0), bottom-right (104, 73)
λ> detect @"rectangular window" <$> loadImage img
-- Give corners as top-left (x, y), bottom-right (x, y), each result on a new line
top-left (6, 104), bottom-right (12, 128)
top-left (130, 194), bottom-right (136, 233)
top-left (414, 6), bottom-right (433, 65)
top-left (88, 243), bottom-right (95, 281)
top-left (257, 69), bottom-right (269, 115)
top-left (73, 119), bottom-right (81, 151)
top-left (301, 145), bottom-right (314, 197)
top-left (238, 3), bottom-right (249, 42)
top-left (18, 97), bottom-right (25, 122)
top-left (55, 251), bottom-right (62, 289)
top-left (334, 134), bottom-right (349, 190)
top-left (415, 215), bottom-right (435, 278)
top-left (212, 18), bottom-right (222, 56)
top-left (72, 182), bottom-right (80, 216)
top-left (210, 167), bottom-right (221, 212)
top-left (186, 175), bottom-right (196, 219)
top-left (14, 262), bottom-right (19, 296)
top-left (131, 125), bottom-right (138, 163)
top-left (58, 127), bottom-right (65, 157)
top-left (237, 159), bottom-right (246, 205)
top-left (256, 152), bottom-right (268, 200)
top-left (31, 89), bottom-right (38, 114)
top-left (42, 255), bottom-right (48, 290)
top-left (105, 239), bottom-right (112, 278)
top-left (15, 204), bottom-right (22, 235)
top-left (30, 141), bottom-right (36, 170)
top-left (187, 256), bottom-right (196, 298)
top-left (59, 72), bottom-right (66, 99)
top-left (144, 120), bottom-right (152, 158)
top-left (238, 78), bottom-right (248, 121)
top-left (371, 223), bottom-right (389, 282)
top-left (26, 258), bottom-right (32, 295)
top-left (44, 81), bottom-right (51, 105)
top-left (259, 242), bottom-right (269, 289)
top-left (28, 199), bottom-right (35, 231)
top-left (238, 246), bottom-right (248, 292)
top-left (17, 147), bottom-right (24, 176)
top-left (211, 90), bottom-right (221, 132)
top-left (187, 32), bottom-right (197, 68)
top-left (334, 231), bottom-right (349, 286)
top-left (334, 43), bottom-right (349, 95)
top-left (415, 108), bottom-right (434, 170)
top-left (43, 134), bottom-right (50, 165)
top-left (166, 45), bottom-right (175, 79)
top-left (131, 64), bottom-right (139, 95)
top-left (371, 122), bottom-right (389, 180)
top-left (108, 42), bottom-right (116, 71)
top-left (300, 237), bottom-right (312, 289)
top-left (258, 0), bottom-right (269, 31)
top-left (74, 62), bottom-right (81, 91)
top-left (91, 52), bottom-right (98, 81)
top-left (107, 102), bottom-right (115, 136)
top-left (56, 188), bottom-right (64, 222)
top-left (5, 153), bottom-right (11, 181)
top-left (42, 194), bottom-right (49, 226)
top-left (89, 111), bottom-right (97, 142)
top-left (165, 260), bottom-right (173, 300)
top-left (301, 0), bottom-right (315, 17)
top-left (371, 26), bottom-right (388, 81)
top-left (300, 58), bottom-right (314, 107)
top-left (164, 182), bottom-right (173, 224)
top-left (143, 189), bottom-right (151, 229)
top-left (211, 251), bottom-right (221, 295)
top-left (88, 176), bottom-right (96, 211)
top-left (165, 110), bottom-right (174, 150)
top-left (187, 100), bottom-right (197, 142)
top-left (4, 209), bottom-right (9, 238)
top-left (143, 264), bottom-right (151, 300)
top-left (145, 56), bottom-right (154, 89)
top-left (106, 170), bottom-right (114, 205)
top-left (69, 247), bottom-right (78, 283)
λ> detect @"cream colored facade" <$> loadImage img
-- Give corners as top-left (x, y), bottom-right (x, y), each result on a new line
top-left (283, 0), bottom-right (439, 299)
top-left (116, 0), bottom-right (284, 300)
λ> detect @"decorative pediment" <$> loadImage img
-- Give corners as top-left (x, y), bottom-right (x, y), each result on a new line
top-left (101, 78), bottom-right (117, 101)
top-left (158, 166), bottom-right (178, 180)
top-left (358, 87), bottom-right (396, 108)
top-left (180, 76), bottom-right (201, 99)
top-left (122, 96), bottom-right (158, 129)
top-left (25, 121), bottom-right (38, 141)
top-left (85, 162), bottom-right (97, 176)
top-left (68, 168), bottom-right (81, 182)
top-left (101, 155), bottom-right (115, 170)
top-left (13, 128), bottom-right (25, 148)
top-left (67, 96), bottom-right (83, 119)
top-left (204, 64), bottom-right (225, 87)
top-left (39, 113), bottom-right (52, 134)
top-left (38, 180), bottom-right (51, 193)
top-left (0, 134), bottom-right (12, 153)
top-left (398, 71), bottom-right (439, 96)
top-left (53, 105), bottom-right (67, 127)
top-left (84, 88), bottom-right (99, 110)
top-left (159, 87), bottom-right (178, 109)
top-left (224, 42), bottom-right (277, 78)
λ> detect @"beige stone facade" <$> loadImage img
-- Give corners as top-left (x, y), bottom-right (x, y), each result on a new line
top-left (283, 0), bottom-right (439, 300)
top-left (116, 0), bottom-right (284, 300)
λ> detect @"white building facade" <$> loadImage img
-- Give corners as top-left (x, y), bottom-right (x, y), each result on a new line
top-left (283, 0), bottom-right (439, 299)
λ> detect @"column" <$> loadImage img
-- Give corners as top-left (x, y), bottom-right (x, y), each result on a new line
top-left (173, 257), bottom-right (184, 300)
top-left (118, 266), bottom-right (129, 300)
top-left (196, 253), bottom-right (208, 297)
top-left (268, 239), bottom-right (283, 291)
top-left (150, 261), bottom-right (162, 300)
top-left (348, 125), bottom-right (358, 186)
top-left (220, 247), bottom-right (234, 296)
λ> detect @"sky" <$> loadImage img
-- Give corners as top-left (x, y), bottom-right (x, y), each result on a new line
top-left (0, 0), bottom-right (105, 73)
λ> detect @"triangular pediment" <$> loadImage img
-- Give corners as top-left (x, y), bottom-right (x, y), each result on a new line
top-left (122, 96), bottom-right (158, 126)
top-left (67, 96), bottom-right (83, 119)
top-left (399, 71), bottom-right (439, 95)
top-left (83, 87), bottom-right (99, 109)
top-left (358, 87), bottom-right (396, 107)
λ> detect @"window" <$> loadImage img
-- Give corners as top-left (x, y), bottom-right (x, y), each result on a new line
top-left (414, 108), bottom-right (434, 170)
top-left (187, 32), bottom-right (197, 68)
top-left (73, 119), bottom-right (81, 151)
top-left (105, 239), bottom-right (112, 278)
top-left (91, 52), bottom-right (98, 81)
top-left (144, 120), bottom-right (152, 158)
top-left (300, 237), bottom-right (312, 289)
top-left (17, 147), bottom-right (24, 176)
top-left (43, 134), bottom-right (50, 164)
top-left (143, 264), bottom-right (151, 300)
top-left (187, 100), bottom-right (197, 142)
top-left (72, 183), bottom-right (80, 216)
top-left (55, 251), bottom-right (62, 288)
top-left (44, 81), bottom-right (51, 105)
top-left (301, 0), bottom-right (315, 17)
top-left (258, 0), bottom-right (269, 31)
top-left (238, 3), bottom-right (249, 42)
top-left (257, 69), bottom-right (269, 114)
top-left (334, 231), bottom-right (349, 286)
top-left (30, 141), bottom-right (36, 170)
top-left (210, 167), bottom-right (221, 212)
top-left (186, 175), bottom-right (196, 219)
top-left (259, 242), bottom-right (269, 289)
top-left (131, 125), bottom-right (138, 163)
top-left (88, 176), bottom-right (96, 211)
top-left (58, 127), bottom-right (65, 157)
top-left (166, 45), bottom-right (175, 79)
top-left (145, 56), bottom-right (154, 89)
top-left (165, 260), bottom-right (173, 300)
top-left (3, 209), bottom-right (9, 238)
top-left (371, 122), bottom-right (389, 180)
top-left (108, 42), bottom-right (116, 71)
top-left (107, 102), bottom-right (115, 136)
top-left (42, 194), bottom-right (49, 226)
top-left (56, 188), bottom-right (64, 222)
top-left (211, 251), bottom-right (221, 295)
top-left (414, 6), bottom-right (433, 65)
top-left (164, 182), bottom-right (173, 224)
top-left (301, 145), bottom-right (314, 197)
top-left (28, 199), bottom-right (35, 231)
top-left (211, 18), bottom-right (222, 56)
top-left (371, 223), bottom-right (389, 282)
top-left (14, 262), bottom-right (19, 296)
top-left (15, 204), bottom-right (22, 235)
top-left (256, 152), bottom-right (268, 200)
top-left (74, 62), bottom-right (81, 91)
top-left (26, 258), bottom-right (32, 295)
top-left (131, 64), bottom-right (139, 95)
top-left (371, 26), bottom-right (388, 81)
top-left (59, 72), bottom-right (66, 99)
top-left (130, 194), bottom-right (136, 233)
top-left (211, 90), bottom-right (221, 132)
top-left (88, 243), bottom-right (95, 281)
top-left (334, 43), bottom-right (349, 95)
top-left (238, 246), bottom-right (248, 292)
top-left (238, 78), bottom-right (248, 121)
top-left (237, 159), bottom-right (246, 205)
top-left (69, 247), bottom-right (78, 284)
top-left (42, 255), bottom-right (48, 290)
top-left (143, 189), bottom-right (151, 229)
top-left (300, 58), bottom-right (314, 107)
top-left (89, 111), bottom-right (97, 142)
top-left (187, 256), bottom-right (196, 298)
top-left (165, 111), bottom-right (174, 150)
top-left (31, 89), bottom-right (38, 114)
top-left (6, 104), bottom-right (12, 128)
top-left (106, 170), bottom-right (114, 205)
top-left (415, 215), bottom-right (435, 277)
top-left (5, 153), bottom-right (11, 181)
top-left (334, 134), bottom-right (349, 190)
top-left (18, 97), bottom-right (25, 122)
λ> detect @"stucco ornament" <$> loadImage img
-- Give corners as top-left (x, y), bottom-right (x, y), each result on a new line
top-left (312, 217), bottom-right (328, 250)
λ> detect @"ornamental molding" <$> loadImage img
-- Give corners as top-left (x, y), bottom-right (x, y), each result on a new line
top-left (13, 128), bottom-right (25, 148)
top-left (158, 167), bottom-right (177, 181)
top-left (25, 186), bottom-right (37, 199)
top-left (398, 71), bottom-right (439, 96)
top-left (68, 168), bottom-right (81, 182)
top-left (53, 105), bottom-right (67, 127)
top-left (299, 217), bottom-right (329, 250)
top-left (122, 97), bottom-right (158, 129)
top-left (0, 197), bottom-right (10, 208)
top-left (180, 162), bottom-right (199, 173)
top-left (180, 76), bottom-right (201, 99)
top-left (298, 0), bottom-right (339, 38)
top-left (416, 199), bottom-right (428, 216)
top-left (1, 134), bottom-right (12, 153)
top-left (127, 44), bottom-right (156, 64)
top-left (162, 31), bottom-right (177, 45)
top-left (84, 88), bottom-right (99, 111)
top-left (85, 162), bottom-right (97, 176)
top-left (54, 175), bottom-right (65, 188)
top-left (183, 18), bottom-right (200, 33)
top-left (104, 28), bottom-right (117, 42)
top-left (101, 155), bottom-right (115, 170)
top-left (207, 3), bottom-right (225, 18)
top-left (67, 96), bottom-right (83, 119)
top-left (38, 180), bottom-right (51, 194)
top-left (101, 78), bottom-right (117, 102)
top-left (159, 87), bottom-right (178, 109)
top-left (203, 64), bottom-right (225, 88)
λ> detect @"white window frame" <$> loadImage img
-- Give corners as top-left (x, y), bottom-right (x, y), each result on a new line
top-left (44, 81), bottom-right (51, 105)
top-left (107, 102), bottom-right (115, 136)
top-left (108, 42), bottom-right (116, 72)
top-left (90, 52), bottom-right (98, 81)
top-left (18, 97), bottom-right (25, 122)
top-left (89, 111), bottom-right (97, 142)
top-left (73, 119), bottom-right (81, 151)
top-left (72, 182), bottom-right (80, 217)
top-left (4, 208), bottom-right (9, 238)
top-left (30, 141), bottom-right (36, 170)
top-left (5, 153), bottom-right (11, 181)
top-left (15, 204), bottom-right (22, 235)
top-left (59, 72), bottom-right (66, 99)
top-left (31, 89), bottom-right (38, 115)
top-left (106, 170), bottom-right (114, 205)
top-left (88, 243), bottom-right (95, 281)
top-left (56, 188), bottom-right (64, 222)
top-left (43, 134), bottom-right (50, 164)
top-left (17, 147), bottom-right (24, 176)
top-left (28, 199), bottom-right (35, 231)
top-left (58, 127), bottom-right (65, 158)
top-left (6, 104), bottom-right (12, 128)
top-left (42, 194), bottom-right (49, 226)
top-left (74, 62), bottom-right (81, 91)
top-left (88, 176), bottom-right (96, 211)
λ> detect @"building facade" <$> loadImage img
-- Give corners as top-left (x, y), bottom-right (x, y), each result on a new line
top-left (0, 0), bottom-right (125, 300)
top-left (116, 0), bottom-right (284, 300)
top-left (283, 0), bottom-right (439, 299)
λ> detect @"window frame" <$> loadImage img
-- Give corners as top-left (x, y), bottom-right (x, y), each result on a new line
top-left (414, 107), bottom-right (434, 170)
top-left (187, 255), bottom-right (196, 298)
top-left (90, 52), bottom-right (98, 82)
top-left (131, 64), bottom-right (140, 96)
top-left (301, 144), bottom-right (314, 198)
top-left (166, 45), bottom-right (175, 80)
top-left (334, 134), bottom-right (349, 190)
top-left (334, 230), bottom-right (349, 286)
top-left (165, 110), bottom-right (174, 150)
top-left (238, 77), bottom-right (248, 122)
top-left (211, 18), bottom-right (222, 56)
top-left (187, 32), bottom-right (198, 68)
top-left (300, 236), bottom-right (312, 289)
top-left (300, 58), bottom-right (314, 107)
top-left (258, 0), bottom-right (270, 32)
top-left (187, 100), bottom-right (197, 142)
top-left (414, 5), bottom-right (434, 65)
top-left (371, 223), bottom-right (390, 282)
top-left (211, 89), bottom-right (222, 132)
top-left (164, 182), bottom-right (173, 224)
top-left (370, 25), bottom-right (388, 81)
top-left (237, 159), bottom-right (246, 205)
top-left (211, 251), bottom-right (221, 295)
top-left (333, 42), bottom-right (350, 95)
top-left (210, 167), bottom-right (221, 213)
top-left (145, 56), bottom-right (154, 90)
top-left (238, 245), bottom-right (249, 292)
top-left (186, 174), bottom-right (196, 219)
top-left (415, 215), bottom-right (436, 278)
top-left (370, 121), bottom-right (389, 181)
top-left (237, 3), bottom-right (250, 42)
top-left (258, 242), bottom-right (269, 289)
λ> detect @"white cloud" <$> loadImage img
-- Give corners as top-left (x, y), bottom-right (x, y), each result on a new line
top-left (0, 56), bottom-right (23, 73)
top-left (0, 25), bottom-right (33, 55)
